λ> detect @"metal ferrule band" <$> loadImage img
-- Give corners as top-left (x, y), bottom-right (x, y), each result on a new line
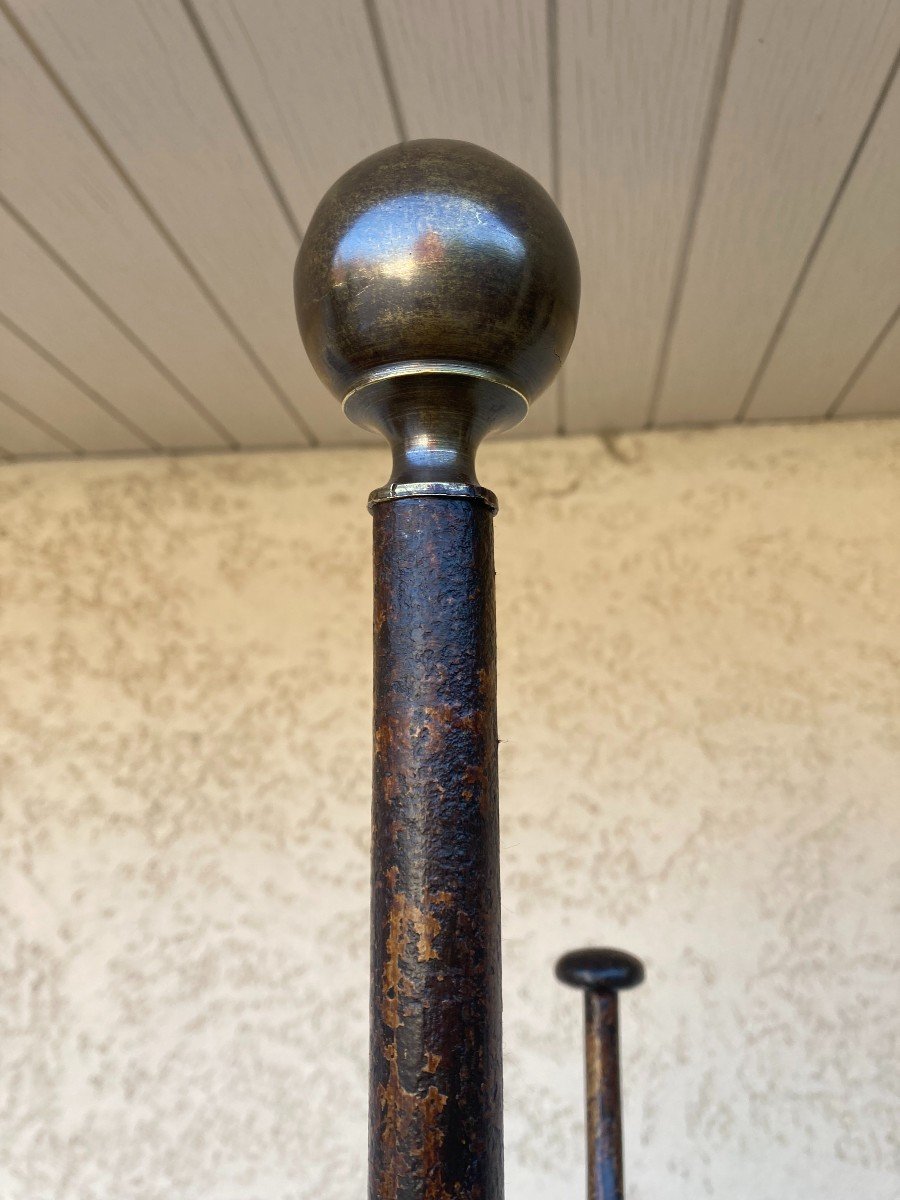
top-left (367, 480), bottom-right (499, 513)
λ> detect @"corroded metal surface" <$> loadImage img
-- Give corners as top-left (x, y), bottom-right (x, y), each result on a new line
top-left (557, 948), bottom-right (645, 1200)
top-left (370, 496), bottom-right (502, 1200)
top-left (585, 991), bottom-right (624, 1200)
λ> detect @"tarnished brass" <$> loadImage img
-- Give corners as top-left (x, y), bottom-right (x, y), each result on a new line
top-left (295, 139), bottom-right (579, 504)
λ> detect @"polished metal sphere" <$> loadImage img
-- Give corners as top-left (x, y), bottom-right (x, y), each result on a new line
top-left (294, 139), bottom-right (580, 408)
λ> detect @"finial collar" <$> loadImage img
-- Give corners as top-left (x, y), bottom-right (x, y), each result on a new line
top-left (346, 369), bottom-right (524, 510)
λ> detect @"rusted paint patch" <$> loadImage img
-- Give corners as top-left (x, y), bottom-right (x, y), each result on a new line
top-left (382, 877), bottom-right (450, 1029)
top-left (377, 1042), bottom-right (450, 1200)
top-left (424, 1051), bottom-right (442, 1075)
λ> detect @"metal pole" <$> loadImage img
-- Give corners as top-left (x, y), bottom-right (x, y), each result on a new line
top-left (557, 948), bottom-right (645, 1200)
top-left (294, 139), bottom-right (580, 1198)
top-left (369, 489), bottom-right (502, 1195)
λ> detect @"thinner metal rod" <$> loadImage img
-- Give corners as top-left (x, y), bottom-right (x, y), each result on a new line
top-left (585, 990), bottom-right (624, 1200)
top-left (556, 946), bottom-right (644, 1200)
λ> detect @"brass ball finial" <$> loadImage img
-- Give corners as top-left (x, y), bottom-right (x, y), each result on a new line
top-left (294, 140), bottom-right (579, 503)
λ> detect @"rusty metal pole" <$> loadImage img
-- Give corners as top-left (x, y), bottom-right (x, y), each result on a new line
top-left (294, 140), bottom-right (579, 1199)
top-left (369, 489), bottom-right (501, 1196)
top-left (557, 948), bottom-right (645, 1200)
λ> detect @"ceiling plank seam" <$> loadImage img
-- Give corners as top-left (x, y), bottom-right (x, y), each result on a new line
top-left (0, 311), bottom-right (161, 450)
top-left (0, 388), bottom-right (82, 453)
top-left (179, 0), bottom-right (304, 245)
top-left (0, 0), bottom-right (318, 447)
top-left (363, 0), bottom-right (409, 142)
top-left (0, 196), bottom-right (238, 449)
top-left (735, 46), bottom-right (900, 422)
top-left (644, 0), bottom-right (745, 430)
top-left (827, 301), bottom-right (900, 419)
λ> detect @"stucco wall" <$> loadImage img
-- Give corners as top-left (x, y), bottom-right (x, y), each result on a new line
top-left (1, 420), bottom-right (898, 1200)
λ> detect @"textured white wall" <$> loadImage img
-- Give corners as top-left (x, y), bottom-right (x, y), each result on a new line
top-left (1, 421), bottom-right (898, 1200)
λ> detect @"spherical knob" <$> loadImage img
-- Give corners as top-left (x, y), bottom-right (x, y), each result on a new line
top-left (294, 139), bottom-right (580, 411)
top-left (556, 948), bottom-right (646, 993)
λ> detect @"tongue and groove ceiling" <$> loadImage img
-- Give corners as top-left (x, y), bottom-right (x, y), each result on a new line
top-left (1, 0), bottom-right (898, 462)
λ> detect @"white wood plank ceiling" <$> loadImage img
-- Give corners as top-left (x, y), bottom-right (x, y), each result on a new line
top-left (1, 0), bottom-right (898, 461)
